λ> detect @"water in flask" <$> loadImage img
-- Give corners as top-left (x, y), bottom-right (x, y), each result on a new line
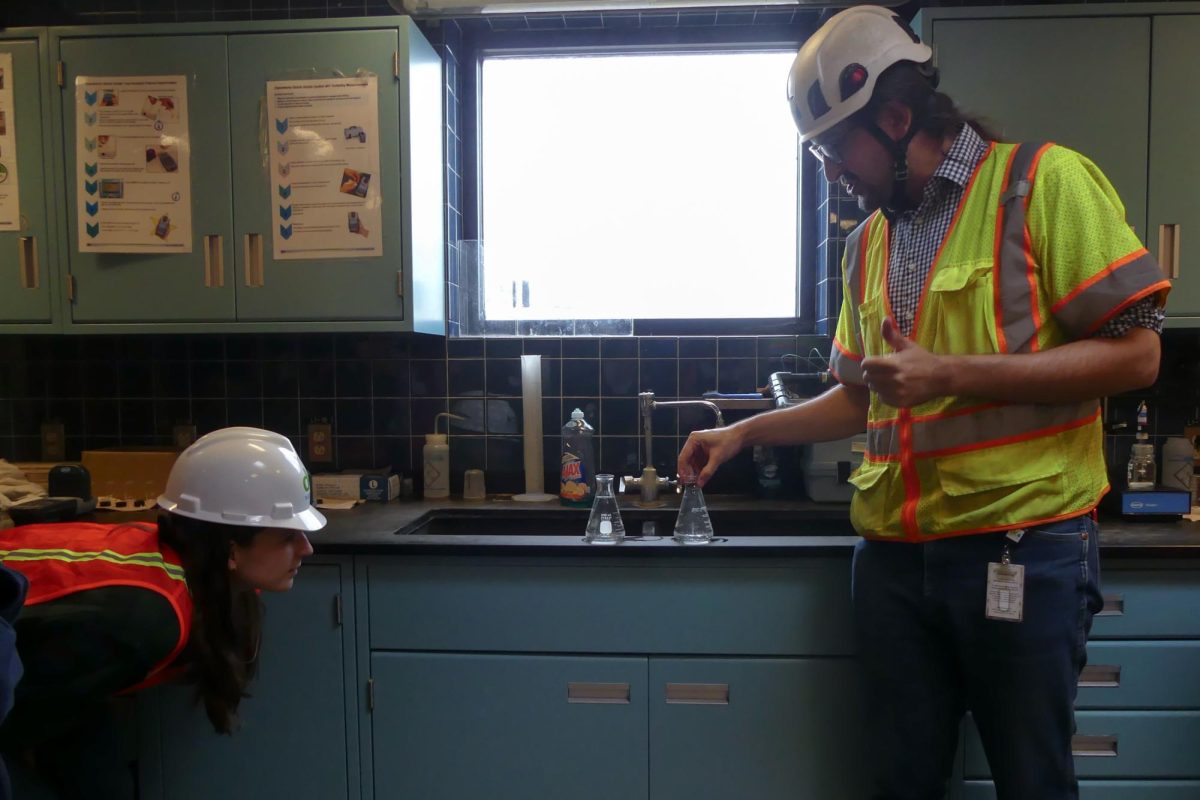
top-left (584, 474), bottom-right (625, 544)
top-left (674, 480), bottom-right (714, 544)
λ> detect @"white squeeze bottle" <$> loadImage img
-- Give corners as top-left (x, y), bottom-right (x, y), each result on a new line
top-left (423, 412), bottom-right (464, 499)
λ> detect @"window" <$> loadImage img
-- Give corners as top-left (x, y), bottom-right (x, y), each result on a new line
top-left (463, 40), bottom-right (808, 334)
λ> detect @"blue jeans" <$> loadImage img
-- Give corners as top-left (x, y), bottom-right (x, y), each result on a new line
top-left (851, 514), bottom-right (1103, 800)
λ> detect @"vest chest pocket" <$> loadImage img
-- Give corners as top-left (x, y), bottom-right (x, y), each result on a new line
top-left (922, 260), bottom-right (999, 355)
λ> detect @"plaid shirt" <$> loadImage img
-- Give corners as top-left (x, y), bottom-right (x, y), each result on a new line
top-left (887, 124), bottom-right (1164, 339)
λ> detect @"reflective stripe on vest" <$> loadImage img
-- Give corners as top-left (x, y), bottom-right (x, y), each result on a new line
top-left (829, 215), bottom-right (872, 384)
top-left (866, 399), bottom-right (1100, 458)
top-left (0, 522), bottom-right (192, 691)
top-left (995, 142), bottom-right (1050, 354)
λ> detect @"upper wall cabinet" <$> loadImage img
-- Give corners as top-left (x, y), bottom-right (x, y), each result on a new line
top-left (0, 30), bottom-right (58, 332)
top-left (48, 18), bottom-right (445, 334)
top-left (919, 5), bottom-right (1200, 325)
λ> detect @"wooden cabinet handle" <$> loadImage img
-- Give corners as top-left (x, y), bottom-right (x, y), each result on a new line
top-left (203, 235), bottom-right (224, 287)
top-left (665, 683), bottom-right (729, 705)
top-left (243, 233), bottom-right (264, 287)
top-left (18, 236), bottom-right (38, 289)
top-left (1158, 223), bottom-right (1181, 280)
top-left (1097, 594), bottom-right (1124, 617)
top-left (567, 682), bottom-right (630, 704)
top-left (1078, 665), bottom-right (1121, 688)
top-left (1072, 734), bottom-right (1118, 757)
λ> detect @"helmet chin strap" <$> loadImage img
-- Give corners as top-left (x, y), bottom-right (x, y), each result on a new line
top-left (861, 118), bottom-right (922, 222)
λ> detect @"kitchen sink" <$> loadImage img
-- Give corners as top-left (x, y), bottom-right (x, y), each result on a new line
top-left (397, 508), bottom-right (853, 537)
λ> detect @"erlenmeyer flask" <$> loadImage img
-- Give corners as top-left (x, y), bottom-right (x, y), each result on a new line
top-left (584, 474), bottom-right (625, 544)
top-left (674, 479), bottom-right (714, 544)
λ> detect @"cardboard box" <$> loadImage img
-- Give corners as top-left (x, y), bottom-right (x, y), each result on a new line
top-left (313, 471), bottom-right (399, 503)
top-left (82, 448), bottom-right (178, 500)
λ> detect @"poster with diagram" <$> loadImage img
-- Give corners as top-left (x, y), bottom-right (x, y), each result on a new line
top-left (266, 75), bottom-right (382, 260)
top-left (74, 74), bottom-right (192, 253)
top-left (0, 52), bottom-right (21, 231)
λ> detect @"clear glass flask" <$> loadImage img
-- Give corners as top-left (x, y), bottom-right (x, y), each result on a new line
top-left (674, 479), bottom-right (714, 545)
top-left (584, 474), bottom-right (625, 544)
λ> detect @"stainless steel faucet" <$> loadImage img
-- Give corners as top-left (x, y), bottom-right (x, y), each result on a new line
top-left (624, 391), bottom-right (724, 504)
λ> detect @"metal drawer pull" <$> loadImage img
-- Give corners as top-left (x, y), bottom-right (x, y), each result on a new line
top-left (203, 234), bottom-right (224, 288)
top-left (1078, 665), bottom-right (1121, 688)
top-left (243, 233), bottom-right (264, 287)
top-left (665, 683), bottom-right (729, 705)
top-left (1158, 223), bottom-right (1181, 280)
top-left (1097, 594), bottom-right (1124, 616)
top-left (1072, 734), bottom-right (1118, 758)
top-left (567, 682), bottom-right (630, 704)
top-left (18, 237), bottom-right (38, 289)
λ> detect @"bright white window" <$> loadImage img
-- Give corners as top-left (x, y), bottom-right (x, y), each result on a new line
top-left (478, 51), bottom-right (799, 322)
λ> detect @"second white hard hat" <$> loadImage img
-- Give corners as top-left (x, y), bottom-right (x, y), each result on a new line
top-left (787, 5), bottom-right (933, 143)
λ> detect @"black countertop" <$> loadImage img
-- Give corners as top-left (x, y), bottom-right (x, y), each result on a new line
top-left (85, 495), bottom-right (1200, 558)
top-left (302, 496), bottom-right (1200, 558)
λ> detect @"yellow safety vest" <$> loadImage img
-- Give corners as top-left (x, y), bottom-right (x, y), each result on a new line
top-left (830, 141), bottom-right (1170, 540)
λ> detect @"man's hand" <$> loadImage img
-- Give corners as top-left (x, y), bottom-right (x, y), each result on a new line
top-left (860, 318), bottom-right (948, 407)
top-left (677, 427), bottom-right (745, 489)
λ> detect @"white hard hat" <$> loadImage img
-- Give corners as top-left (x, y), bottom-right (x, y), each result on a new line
top-left (158, 427), bottom-right (326, 532)
top-left (787, 5), bottom-right (933, 142)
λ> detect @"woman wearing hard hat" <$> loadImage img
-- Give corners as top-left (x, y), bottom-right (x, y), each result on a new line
top-left (0, 427), bottom-right (324, 798)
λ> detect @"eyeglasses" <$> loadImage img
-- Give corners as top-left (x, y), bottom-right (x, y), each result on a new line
top-left (807, 125), bottom-right (857, 166)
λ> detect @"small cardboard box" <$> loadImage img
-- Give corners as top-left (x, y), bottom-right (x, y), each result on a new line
top-left (82, 448), bottom-right (179, 500)
top-left (313, 471), bottom-right (399, 503)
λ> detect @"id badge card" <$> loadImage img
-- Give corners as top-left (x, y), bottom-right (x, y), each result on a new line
top-left (986, 562), bottom-right (1025, 622)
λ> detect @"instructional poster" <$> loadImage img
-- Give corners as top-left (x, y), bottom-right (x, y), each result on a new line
top-left (74, 74), bottom-right (192, 253)
top-left (0, 52), bottom-right (20, 231)
top-left (266, 76), bottom-right (383, 260)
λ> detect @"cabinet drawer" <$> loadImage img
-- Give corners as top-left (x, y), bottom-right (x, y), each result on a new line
top-left (965, 711), bottom-right (1200, 779)
top-left (1077, 642), bottom-right (1200, 709)
top-left (1091, 572), bottom-right (1200, 639)
top-left (963, 780), bottom-right (1200, 799)
top-left (365, 556), bottom-right (855, 655)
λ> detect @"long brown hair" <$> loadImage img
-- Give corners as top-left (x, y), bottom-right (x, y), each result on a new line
top-left (157, 511), bottom-right (264, 734)
top-left (860, 61), bottom-right (1002, 143)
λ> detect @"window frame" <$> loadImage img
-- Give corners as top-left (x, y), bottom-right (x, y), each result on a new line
top-left (458, 18), bottom-right (820, 336)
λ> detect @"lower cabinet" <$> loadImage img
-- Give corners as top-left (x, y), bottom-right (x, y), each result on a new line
top-left (364, 553), bottom-right (869, 800)
top-left (371, 653), bottom-right (650, 800)
top-left (136, 557), bottom-right (357, 800)
top-left (370, 652), bottom-right (868, 800)
top-left (954, 566), bottom-right (1200, 799)
top-left (648, 657), bottom-right (869, 800)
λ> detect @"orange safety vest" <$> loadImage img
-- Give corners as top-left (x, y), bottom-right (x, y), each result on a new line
top-left (830, 141), bottom-right (1171, 540)
top-left (0, 522), bottom-right (192, 692)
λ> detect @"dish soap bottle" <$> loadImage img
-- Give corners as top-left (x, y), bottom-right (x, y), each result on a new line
top-left (560, 408), bottom-right (596, 507)
top-left (1126, 401), bottom-right (1156, 491)
top-left (423, 412), bottom-right (464, 499)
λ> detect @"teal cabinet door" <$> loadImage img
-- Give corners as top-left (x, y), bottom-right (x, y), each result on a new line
top-left (137, 561), bottom-right (354, 800)
top-left (964, 711), bottom-right (1200, 780)
top-left (964, 781), bottom-right (1200, 799)
top-left (227, 29), bottom-right (409, 322)
top-left (56, 34), bottom-right (235, 323)
top-left (649, 658), bottom-right (869, 800)
top-left (931, 16), bottom-right (1151, 243)
top-left (370, 652), bottom-right (649, 800)
top-left (1149, 15), bottom-right (1200, 321)
top-left (0, 34), bottom-right (55, 329)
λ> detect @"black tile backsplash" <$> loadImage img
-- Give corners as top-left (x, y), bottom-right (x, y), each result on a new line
top-left (2, 332), bottom-right (833, 496)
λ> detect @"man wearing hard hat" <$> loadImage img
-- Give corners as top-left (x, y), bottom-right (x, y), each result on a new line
top-left (680, 6), bottom-right (1169, 799)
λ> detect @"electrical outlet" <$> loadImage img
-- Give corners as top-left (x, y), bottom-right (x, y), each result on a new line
top-left (41, 422), bottom-right (66, 462)
top-left (307, 421), bottom-right (333, 464)
top-left (173, 424), bottom-right (197, 451)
